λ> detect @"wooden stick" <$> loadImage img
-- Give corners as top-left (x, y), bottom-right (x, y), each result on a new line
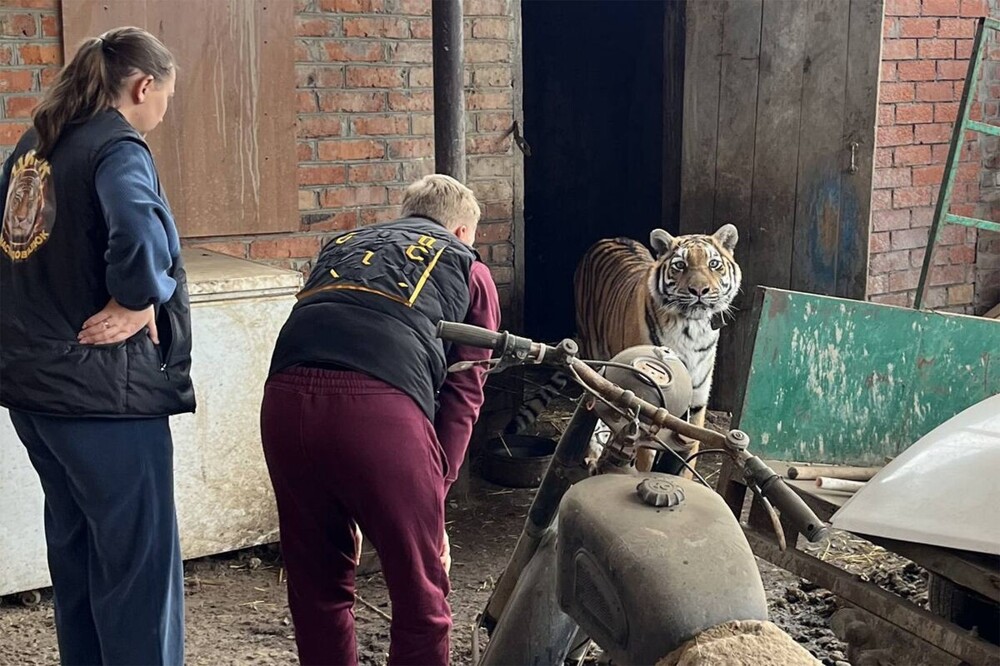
top-left (788, 465), bottom-right (881, 481)
top-left (355, 594), bottom-right (392, 623)
top-left (816, 477), bottom-right (866, 493)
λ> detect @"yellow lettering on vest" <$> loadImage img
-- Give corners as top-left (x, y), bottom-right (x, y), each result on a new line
top-left (334, 233), bottom-right (356, 245)
top-left (329, 268), bottom-right (339, 278)
top-left (362, 250), bottom-right (375, 266)
top-left (418, 235), bottom-right (436, 248)
top-left (405, 244), bottom-right (429, 262)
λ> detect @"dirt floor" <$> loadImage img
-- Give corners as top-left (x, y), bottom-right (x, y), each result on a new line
top-left (0, 409), bottom-right (930, 666)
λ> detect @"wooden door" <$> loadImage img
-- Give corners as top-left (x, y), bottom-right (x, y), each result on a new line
top-left (679, 0), bottom-right (884, 410)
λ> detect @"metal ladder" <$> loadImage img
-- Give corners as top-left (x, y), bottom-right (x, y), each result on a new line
top-left (915, 16), bottom-right (1000, 309)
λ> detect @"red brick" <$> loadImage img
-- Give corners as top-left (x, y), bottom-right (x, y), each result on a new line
top-left (947, 243), bottom-right (976, 264)
top-left (319, 91), bottom-right (385, 113)
top-left (915, 123), bottom-right (953, 143)
top-left (937, 18), bottom-right (976, 38)
top-left (39, 66), bottom-right (58, 87)
top-left (410, 18), bottom-right (432, 39)
top-left (297, 17), bottom-right (337, 37)
top-left (298, 164), bottom-right (347, 186)
top-left (918, 38), bottom-right (954, 59)
top-left (0, 122), bottom-right (31, 147)
top-left (297, 91), bottom-right (318, 113)
top-left (880, 83), bottom-right (915, 103)
top-left (396, 0), bottom-right (431, 14)
top-left (475, 222), bottom-right (512, 245)
top-left (18, 43), bottom-right (59, 65)
top-left (321, 186), bottom-right (388, 208)
top-left (875, 147), bottom-right (895, 168)
top-left (192, 241), bottom-right (248, 259)
top-left (468, 134), bottom-right (513, 155)
top-left (960, 0), bottom-right (988, 14)
top-left (297, 66), bottom-right (345, 89)
top-left (886, 0), bottom-right (921, 15)
top-left (878, 104), bottom-right (894, 127)
top-left (0, 45), bottom-right (12, 65)
top-left (297, 116), bottom-right (344, 139)
top-left (899, 17), bottom-right (938, 37)
top-left (878, 125), bottom-right (914, 147)
top-left (473, 66), bottom-right (512, 88)
top-left (295, 40), bottom-right (315, 62)
top-left (872, 189), bottom-right (894, 211)
top-left (302, 210), bottom-right (359, 232)
top-left (250, 236), bottom-right (322, 260)
top-left (411, 113), bottom-right (433, 135)
top-left (871, 292), bottom-right (913, 307)
top-left (387, 90), bottom-right (433, 111)
top-left (318, 0), bottom-right (385, 11)
top-left (868, 272), bottom-right (889, 295)
top-left (359, 206), bottom-right (400, 226)
top-left (874, 209), bottom-right (911, 231)
top-left (870, 250), bottom-right (912, 274)
top-left (956, 162), bottom-right (979, 183)
top-left (348, 162), bottom-right (400, 183)
top-left (895, 102), bottom-right (934, 123)
top-left (881, 61), bottom-right (898, 82)
top-left (947, 284), bottom-right (974, 305)
top-left (408, 67), bottom-right (433, 88)
top-left (892, 228), bottom-right (930, 251)
top-left (939, 224), bottom-right (969, 245)
top-left (933, 103), bottom-right (959, 125)
top-left (386, 137), bottom-right (434, 159)
top-left (297, 141), bottom-right (315, 161)
top-left (895, 144), bottom-right (932, 165)
top-left (936, 59), bottom-right (969, 80)
top-left (40, 15), bottom-right (57, 38)
top-left (0, 70), bottom-right (34, 93)
top-left (889, 269), bottom-right (922, 292)
top-left (874, 167), bottom-right (912, 188)
top-left (389, 42), bottom-right (432, 63)
top-left (910, 208), bottom-right (935, 228)
top-left (299, 190), bottom-right (318, 211)
top-left (893, 186), bottom-right (933, 208)
top-left (898, 60), bottom-right (937, 81)
top-left (344, 17), bottom-right (410, 38)
top-left (882, 39), bottom-right (917, 59)
top-left (4, 95), bottom-right (39, 118)
top-left (1, 14), bottom-right (37, 38)
top-left (929, 264), bottom-right (965, 285)
top-left (955, 39), bottom-right (973, 59)
top-left (351, 114), bottom-right (409, 135)
top-left (317, 139), bottom-right (386, 160)
top-left (922, 0), bottom-right (960, 14)
top-left (466, 41), bottom-right (511, 63)
top-left (915, 81), bottom-right (955, 102)
top-left (472, 18), bottom-right (510, 39)
top-left (464, 0), bottom-right (509, 15)
top-left (912, 165), bottom-right (945, 186)
top-left (346, 66), bottom-right (406, 88)
top-left (324, 41), bottom-right (384, 62)
top-left (467, 91), bottom-right (511, 111)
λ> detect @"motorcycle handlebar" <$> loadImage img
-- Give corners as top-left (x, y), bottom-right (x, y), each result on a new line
top-left (436, 321), bottom-right (508, 351)
top-left (744, 457), bottom-right (828, 543)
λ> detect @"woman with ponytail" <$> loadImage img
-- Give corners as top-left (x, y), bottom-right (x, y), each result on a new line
top-left (0, 27), bottom-right (192, 665)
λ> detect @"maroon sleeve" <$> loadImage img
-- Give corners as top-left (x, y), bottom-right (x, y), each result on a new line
top-left (436, 260), bottom-right (501, 490)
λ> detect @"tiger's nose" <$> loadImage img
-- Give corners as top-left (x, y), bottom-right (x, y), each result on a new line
top-left (689, 286), bottom-right (711, 297)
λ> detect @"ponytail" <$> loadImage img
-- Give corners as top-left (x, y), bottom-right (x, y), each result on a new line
top-left (32, 27), bottom-right (174, 158)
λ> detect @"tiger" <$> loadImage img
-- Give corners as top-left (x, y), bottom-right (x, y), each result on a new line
top-left (505, 224), bottom-right (742, 474)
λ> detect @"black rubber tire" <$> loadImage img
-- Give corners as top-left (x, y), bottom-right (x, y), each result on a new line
top-left (928, 573), bottom-right (1000, 646)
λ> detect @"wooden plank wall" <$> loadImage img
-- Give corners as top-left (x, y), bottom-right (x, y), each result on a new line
top-left (61, 0), bottom-right (299, 238)
top-left (680, 0), bottom-right (884, 411)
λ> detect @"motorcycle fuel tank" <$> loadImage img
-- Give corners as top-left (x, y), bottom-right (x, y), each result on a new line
top-left (557, 473), bottom-right (768, 665)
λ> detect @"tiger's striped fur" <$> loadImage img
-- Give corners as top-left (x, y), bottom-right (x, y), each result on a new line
top-left (506, 225), bottom-right (741, 472)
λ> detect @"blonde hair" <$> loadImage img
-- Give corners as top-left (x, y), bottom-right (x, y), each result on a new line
top-left (33, 27), bottom-right (175, 157)
top-left (401, 174), bottom-right (481, 231)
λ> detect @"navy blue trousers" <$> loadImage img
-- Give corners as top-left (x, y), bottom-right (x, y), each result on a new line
top-left (10, 411), bottom-right (184, 666)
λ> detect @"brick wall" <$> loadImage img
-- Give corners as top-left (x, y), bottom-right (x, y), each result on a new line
top-left (872, 0), bottom-right (1000, 313)
top-left (0, 0), bottom-right (519, 318)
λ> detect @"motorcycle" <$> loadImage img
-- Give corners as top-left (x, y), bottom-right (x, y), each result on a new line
top-left (436, 322), bottom-right (829, 665)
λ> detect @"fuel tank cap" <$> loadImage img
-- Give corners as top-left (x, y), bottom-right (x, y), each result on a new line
top-left (636, 477), bottom-right (686, 508)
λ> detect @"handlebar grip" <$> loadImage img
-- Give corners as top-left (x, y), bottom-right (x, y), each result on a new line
top-left (436, 321), bottom-right (505, 351)
top-left (759, 476), bottom-right (829, 543)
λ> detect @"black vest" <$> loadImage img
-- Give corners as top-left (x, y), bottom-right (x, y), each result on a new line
top-left (0, 111), bottom-right (195, 417)
top-left (269, 217), bottom-right (478, 419)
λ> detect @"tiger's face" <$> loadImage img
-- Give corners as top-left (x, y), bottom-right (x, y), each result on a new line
top-left (649, 224), bottom-right (741, 320)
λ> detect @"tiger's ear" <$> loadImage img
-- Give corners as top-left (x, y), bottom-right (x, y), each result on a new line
top-left (713, 224), bottom-right (739, 253)
top-left (650, 229), bottom-right (676, 257)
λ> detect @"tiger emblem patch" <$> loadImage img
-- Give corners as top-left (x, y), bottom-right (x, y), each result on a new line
top-left (2, 150), bottom-right (56, 262)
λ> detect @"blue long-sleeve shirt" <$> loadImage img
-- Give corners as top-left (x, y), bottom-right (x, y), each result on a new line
top-left (94, 140), bottom-right (179, 310)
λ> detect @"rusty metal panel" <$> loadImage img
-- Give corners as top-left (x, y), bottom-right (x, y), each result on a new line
top-left (60, 0), bottom-right (298, 238)
top-left (734, 288), bottom-right (1000, 465)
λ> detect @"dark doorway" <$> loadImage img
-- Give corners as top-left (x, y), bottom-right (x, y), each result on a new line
top-left (521, 0), bottom-right (683, 341)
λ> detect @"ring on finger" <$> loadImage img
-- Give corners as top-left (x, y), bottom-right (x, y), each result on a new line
top-left (103, 321), bottom-right (111, 329)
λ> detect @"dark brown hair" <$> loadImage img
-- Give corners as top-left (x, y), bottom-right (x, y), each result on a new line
top-left (32, 26), bottom-right (174, 157)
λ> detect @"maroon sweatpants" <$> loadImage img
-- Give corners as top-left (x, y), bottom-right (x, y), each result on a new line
top-left (261, 367), bottom-right (451, 666)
